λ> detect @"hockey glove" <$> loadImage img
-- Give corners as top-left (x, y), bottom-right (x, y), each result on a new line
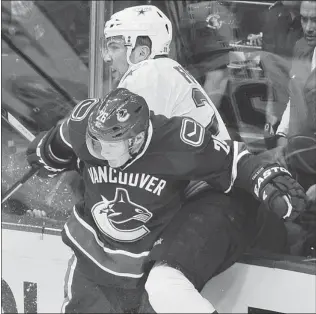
top-left (251, 164), bottom-right (307, 221)
top-left (26, 130), bottom-right (73, 178)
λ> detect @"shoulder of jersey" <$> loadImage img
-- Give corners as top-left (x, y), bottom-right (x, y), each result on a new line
top-left (121, 58), bottom-right (178, 83)
top-left (68, 98), bottom-right (100, 136)
top-left (149, 113), bottom-right (211, 153)
top-left (137, 57), bottom-right (177, 69)
top-left (119, 60), bottom-right (154, 85)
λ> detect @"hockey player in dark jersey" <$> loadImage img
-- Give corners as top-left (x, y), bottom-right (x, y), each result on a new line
top-left (26, 88), bottom-right (307, 313)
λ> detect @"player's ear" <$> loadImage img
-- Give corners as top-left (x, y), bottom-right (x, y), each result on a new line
top-left (133, 45), bottom-right (150, 62)
top-left (140, 45), bottom-right (150, 58)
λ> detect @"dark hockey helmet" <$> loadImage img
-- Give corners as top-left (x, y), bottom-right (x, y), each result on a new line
top-left (87, 88), bottom-right (150, 142)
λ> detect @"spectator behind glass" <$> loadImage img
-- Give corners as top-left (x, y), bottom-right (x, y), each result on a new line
top-left (266, 2), bottom-right (316, 257)
top-left (275, 1), bottom-right (316, 197)
top-left (262, 1), bottom-right (302, 57)
top-left (276, 1), bottom-right (316, 145)
top-left (260, 1), bottom-right (303, 141)
top-left (261, 3), bottom-right (315, 254)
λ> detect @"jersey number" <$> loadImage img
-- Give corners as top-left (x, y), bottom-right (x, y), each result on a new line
top-left (213, 136), bottom-right (230, 155)
top-left (174, 65), bottom-right (220, 135)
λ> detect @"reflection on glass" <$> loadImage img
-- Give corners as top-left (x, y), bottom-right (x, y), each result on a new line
top-left (1, 0), bottom-right (90, 224)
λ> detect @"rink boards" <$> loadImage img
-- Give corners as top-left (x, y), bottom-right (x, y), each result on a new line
top-left (2, 223), bottom-right (316, 314)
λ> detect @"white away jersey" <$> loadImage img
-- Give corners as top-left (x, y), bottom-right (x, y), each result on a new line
top-left (118, 58), bottom-right (230, 140)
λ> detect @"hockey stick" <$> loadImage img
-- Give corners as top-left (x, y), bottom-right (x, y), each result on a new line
top-left (1, 108), bottom-right (35, 142)
top-left (2, 166), bottom-right (40, 203)
top-left (1, 109), bottom-right (39, 203)
top-left (2, 109), bottom-right (66, 205)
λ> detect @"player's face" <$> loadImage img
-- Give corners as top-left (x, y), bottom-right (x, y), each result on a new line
top-left (100, 140), bottom-right (130, 168)
top-left (102, 37), bottom-right (129, 83)
top-left (87, 131), bottom-right (131, 167)
top-left (300, 1), bottom-right (316, 47)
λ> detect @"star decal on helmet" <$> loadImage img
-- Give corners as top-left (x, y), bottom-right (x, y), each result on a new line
top-left (135, 6), bottom-right (152, 15)
top-left (138, 8), bottom-right (146, 15)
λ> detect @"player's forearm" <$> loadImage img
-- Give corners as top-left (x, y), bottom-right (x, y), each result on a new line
top-left (50, 123), bottom-right (75, 162)
top-left (234, 150), bottom-right (292, 202)
top-left (36, 124), bottom-right (76, 171)
top-left (234, 153), bottom-right (272, 195)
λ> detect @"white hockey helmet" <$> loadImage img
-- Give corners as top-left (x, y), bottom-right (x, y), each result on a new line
top-left (104, 5), bottom-right (172, 60)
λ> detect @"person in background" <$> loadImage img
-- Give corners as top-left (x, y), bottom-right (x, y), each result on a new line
top-left (262, 1), bottom-right (302, 57)
top-left (276, 0), bottom-right (316, 158)
top-left (247, 1), bottom-right (302, 52)
top-left (273, 1), bottom-right (316, 256)
top-left (259, 1), bottom-right (303, 144)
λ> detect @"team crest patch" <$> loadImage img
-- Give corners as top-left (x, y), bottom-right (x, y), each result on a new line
top-left (180, 118), bottom-right (205, 147)
top-left (116, 108), bottom-right (130, 122)
top-left (92, 188), bottom-right (153, 242)
top-left (206, 14), bottom-right (223, 29)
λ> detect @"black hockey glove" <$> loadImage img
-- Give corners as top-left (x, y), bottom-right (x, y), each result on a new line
top-left (26, 130), bottom-right (73, 178)
top-left (251, 164), bottom-right (307, 221)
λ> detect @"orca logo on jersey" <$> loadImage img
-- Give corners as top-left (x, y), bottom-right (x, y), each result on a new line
top-left (91, 188), bottom-right (153, 242)
top-left (180, 118), bottom-right (205, 147)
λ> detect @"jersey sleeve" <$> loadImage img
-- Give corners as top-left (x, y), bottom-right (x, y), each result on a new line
top-left (168, 63), bottom-right (230, 140)
top-left (29, 117), bottom-right (77, 174)
top-left (43, 98), bottom-right (100, 169)
top-left (50, 118), bottom-right (75, 157)
top-left (155, 116), bottom-right (265, 194)
top-left (44, 116), bottom-right (77, 165)
top-left (173, 87), bottom-right (228, 138)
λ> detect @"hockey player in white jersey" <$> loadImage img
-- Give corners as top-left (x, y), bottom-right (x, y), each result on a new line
top-left (102, 4), bottom-right (230, 140)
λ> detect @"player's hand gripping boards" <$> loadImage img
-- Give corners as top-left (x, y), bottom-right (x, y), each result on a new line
top-left (251, 164), bottom-right (307, 221)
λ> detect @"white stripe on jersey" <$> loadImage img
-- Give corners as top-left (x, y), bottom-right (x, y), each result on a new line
top-left (61, 254), bottom-right (77, 313)
top-left (224, 142), bottom-right (250, 193)
top-left (60, 119), bottom-right (72, 148)
top-left (64, 223), bottom-right (145, 278)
